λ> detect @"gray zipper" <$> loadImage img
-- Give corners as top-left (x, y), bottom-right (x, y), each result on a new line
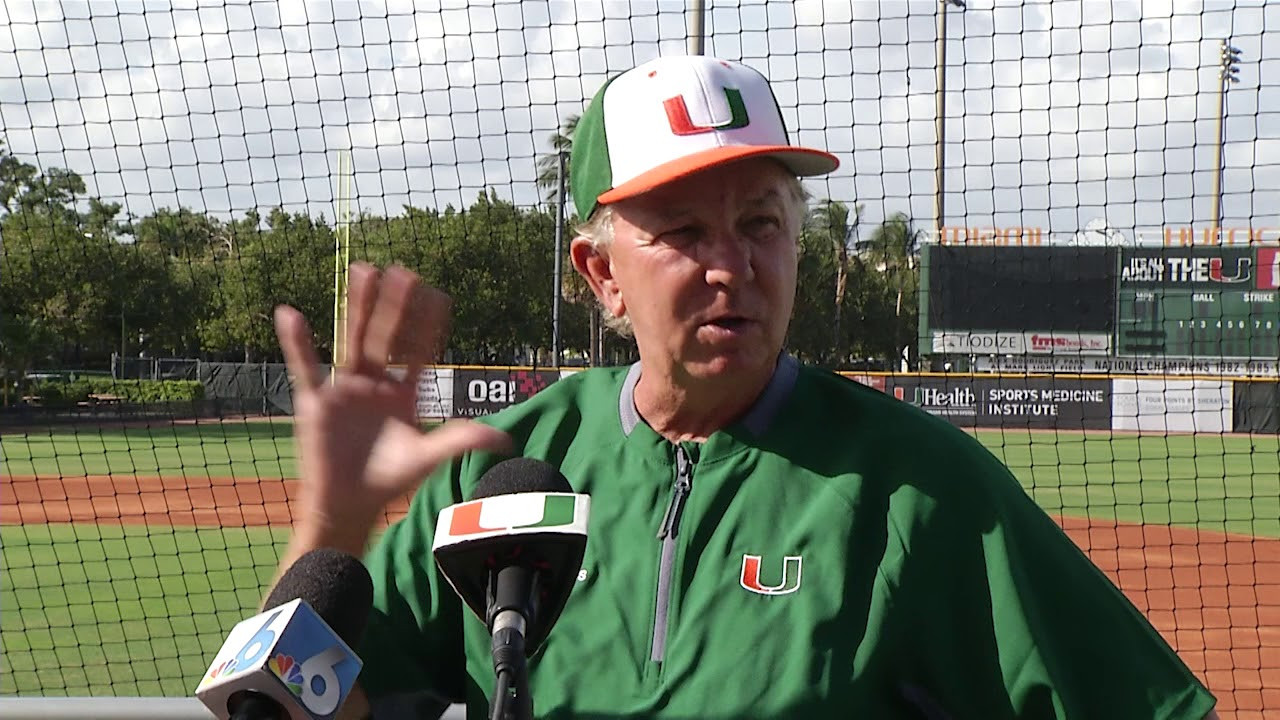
top-left (651, 444), bottom-right (693, 662)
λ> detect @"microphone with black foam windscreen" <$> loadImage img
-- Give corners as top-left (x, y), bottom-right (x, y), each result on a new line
top-left (195, 548), bottom-right (373, 720)
top-left (432, 457), bottom-right (590, 720)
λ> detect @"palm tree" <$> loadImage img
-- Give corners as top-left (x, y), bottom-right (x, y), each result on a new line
top-left (535, 114), bottom-right (579, 205)
top-left (863, 212), bottom-right (922, 367)
top-left (803, 200), bottom-right (862, 362)
top-left (535, 114), bottom-right (608, 363)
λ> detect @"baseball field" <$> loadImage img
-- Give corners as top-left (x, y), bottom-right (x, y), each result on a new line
top-left (2, 419), bottom-right (1277, 717)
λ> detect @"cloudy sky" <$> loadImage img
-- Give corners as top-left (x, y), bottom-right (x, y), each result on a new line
top-left (0, 0), bottom-right (1275, 245)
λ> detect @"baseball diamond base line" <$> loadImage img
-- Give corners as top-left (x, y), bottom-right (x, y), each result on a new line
top-left (2, 475), bottom-right (1277, 718)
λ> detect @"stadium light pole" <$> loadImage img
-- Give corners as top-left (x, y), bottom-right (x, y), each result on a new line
top-left (935, 0), bottom-right (965, 242)
top-left (551, 150), bottom-right (567, 367)
top-left (688, 0), bottom-right (705, 55)
top-left (1211, 39), bottom-right (1242, 237)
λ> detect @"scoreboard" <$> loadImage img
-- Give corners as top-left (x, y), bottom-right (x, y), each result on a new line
top-left (1117, 287), bottom-right (1280, 358)
top-left (922, 244), bottom-right (1280, 361)
top-left (1116, 247), bottom-right (1280, 359)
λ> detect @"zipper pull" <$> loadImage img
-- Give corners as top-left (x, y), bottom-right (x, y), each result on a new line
top-left (657, 446), bottom-right (694, 540)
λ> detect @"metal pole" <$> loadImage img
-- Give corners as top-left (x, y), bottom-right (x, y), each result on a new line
top-left (934, 0), bottom-right (949, 241)
top-left (333, 149), bottom-right (351, 378)
top-left (589, 310), bottom-right (600, 367)
top-left (595, 311), bottom-right (604, 365)
top-left (688, 0), bottom-right (705, 55)
top-left (1210, 39), bottom-right (1240, 235)
top-left (1213, 40), bottom-right (1223, 235)
top-left (551, 151), bottom-right (567, 367)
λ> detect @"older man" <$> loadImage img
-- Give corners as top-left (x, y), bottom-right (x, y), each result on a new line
top-left (272, 55), bottom-right (1218, 719)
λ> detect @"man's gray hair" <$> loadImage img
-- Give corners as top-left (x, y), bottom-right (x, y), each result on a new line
top-left (574, 174), bottom-right (811, 337)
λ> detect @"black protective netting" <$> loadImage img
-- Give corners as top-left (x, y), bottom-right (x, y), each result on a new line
top-left (0, 1), bottom-right (1276, 715)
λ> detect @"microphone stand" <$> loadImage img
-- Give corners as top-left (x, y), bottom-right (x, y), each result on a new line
top-left (489, 565), bottom-right (535, 720)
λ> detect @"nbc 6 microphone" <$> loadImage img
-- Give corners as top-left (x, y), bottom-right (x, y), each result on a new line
top-left (432, 457), bottom-right (590, 720)
top-left (195, 548), bottom-right (373, 720)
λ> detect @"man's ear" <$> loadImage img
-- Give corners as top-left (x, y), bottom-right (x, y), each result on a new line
top-left (569, 237), bottom-right (625, 319)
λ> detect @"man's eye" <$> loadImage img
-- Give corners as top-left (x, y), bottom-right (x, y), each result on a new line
top-left (662, 226), bottom-right (698, 242)
top-left (747, 216), bottom-right (781, 233)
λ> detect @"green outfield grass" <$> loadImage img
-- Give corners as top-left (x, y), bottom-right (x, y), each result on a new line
top-left (1, 524), bottom-right (290, 696)
top-left (2, 420), bottom-right (298, 479)
top-left (3, 422), bottom-right (1278, 536)
top-left (2, 423), bottom-right (1278, 696)
top-left (972, 429), bottom-right (1280, 538)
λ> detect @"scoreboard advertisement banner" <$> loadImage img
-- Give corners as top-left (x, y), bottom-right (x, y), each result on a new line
top-left (930, 331), bottom-right (1111, 355)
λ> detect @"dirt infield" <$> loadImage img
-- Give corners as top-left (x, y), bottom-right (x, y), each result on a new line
top-left (1056, 517), bottom-right (1280, 718)
top-left (0, 474), bottom-right (412, 527)
top-left (3, 474), bottom-right (1277, 718)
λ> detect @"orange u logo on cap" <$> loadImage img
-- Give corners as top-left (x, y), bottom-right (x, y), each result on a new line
top-left (663, 87), bottom-right (750, 136)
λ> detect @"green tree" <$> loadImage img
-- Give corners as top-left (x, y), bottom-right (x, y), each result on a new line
top-left (132, 207), bottom-right (224, 258)
top-left (533, 114), bottom-right (611, 364)
top-left (859, 212), bottom-right (921, 368)
top-left (802, 200), bottom-right (863, 363)
top-left (200, 209), bottom-right (336, 361)
top-left (0, 138), bottom-right (38, 212)
top-left (535, 115), bottom-right (579, 205)
top-left (0, 142), bottom-right (117, 382)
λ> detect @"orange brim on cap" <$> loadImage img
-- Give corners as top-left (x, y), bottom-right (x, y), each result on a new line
top-left (596, 145), bottom-right (840, 206)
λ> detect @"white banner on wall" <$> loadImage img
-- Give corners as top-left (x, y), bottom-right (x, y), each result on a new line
top-left (385, 367), bottom-right (455, 419)
top-left (932, 331), bottom-right (1110, 355)
top-left (931, 332), bottom-right (1027, 354)
top-left (975, 355), bottom-right (1280, 377)
top-left (410, 368), bottom-right (454, 419)
top-left (1022, 332), bottom-right (1111, 355)
top-left (1111, 378), bottom-right (1233, 432)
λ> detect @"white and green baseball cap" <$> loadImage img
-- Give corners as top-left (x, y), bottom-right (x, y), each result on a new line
top-left (570, 55), bottom-right (840, 219)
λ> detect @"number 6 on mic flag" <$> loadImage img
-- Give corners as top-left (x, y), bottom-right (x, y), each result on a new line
top-left (196, 598), bottom-right (363, 719)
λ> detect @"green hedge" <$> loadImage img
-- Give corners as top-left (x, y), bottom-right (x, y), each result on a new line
top-left (26, 378), bottom-right (205, 407)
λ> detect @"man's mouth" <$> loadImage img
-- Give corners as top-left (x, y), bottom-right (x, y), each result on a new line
top-left (705, 317), bottom-right (752, 331)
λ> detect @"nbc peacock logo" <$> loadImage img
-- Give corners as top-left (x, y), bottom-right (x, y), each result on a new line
top-left (269, 653), bottom-right (306, 695)
top-left (209, 659), bottom-right (237, 678)
top-left (197, 658), bottom-right (237, 689)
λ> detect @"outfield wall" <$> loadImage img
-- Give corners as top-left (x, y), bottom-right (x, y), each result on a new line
top-left (6, 365), bottom-right (1273, 434)
top-left (402, 367), bottom-right (1279, 434)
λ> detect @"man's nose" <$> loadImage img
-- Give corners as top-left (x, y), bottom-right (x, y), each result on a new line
top-left (701, 229), bottom-right (754, 288)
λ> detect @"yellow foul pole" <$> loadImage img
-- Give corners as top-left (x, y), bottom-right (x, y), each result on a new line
top-left (332, 150), bottom-right (352, 380)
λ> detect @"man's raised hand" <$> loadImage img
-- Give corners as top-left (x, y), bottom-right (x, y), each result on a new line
top-left (274, 263), bottom-right (510, 556)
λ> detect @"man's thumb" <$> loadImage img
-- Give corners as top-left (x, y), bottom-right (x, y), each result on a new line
top-left (415, 420), bottom-right (512, 473)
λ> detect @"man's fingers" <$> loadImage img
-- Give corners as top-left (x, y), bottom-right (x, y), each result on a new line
top-left (395, 286), bottom-right (451, 393)
top-left (412, 285), bottom-right (452, 365)
top-left (361, 265), bottom-right (419, 374)
top-left (274, 305), bottom-right (324, 394)
top-left (345, 263), bottom-right (380, 373)
top-left (413, 420), bottom-right (513, 476)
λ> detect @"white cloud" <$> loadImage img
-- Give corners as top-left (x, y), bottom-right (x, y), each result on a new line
top-left (0, 0), bottom-right (1274, 239)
